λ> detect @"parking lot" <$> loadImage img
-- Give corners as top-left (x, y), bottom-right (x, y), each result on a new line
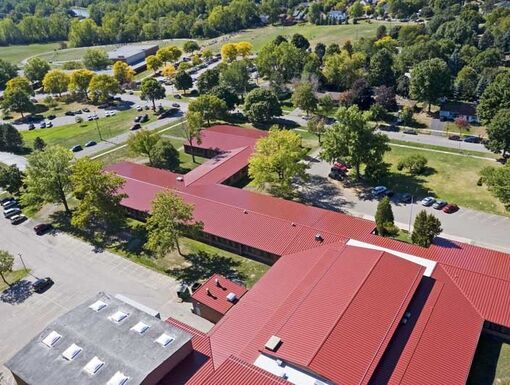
top-left (0, 214), bottom-right (212, 384)
top-left (300, 157), bottom-right (510, 251)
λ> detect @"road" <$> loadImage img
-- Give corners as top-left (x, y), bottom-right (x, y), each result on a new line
top-left (0, 216), bottom-right (212, 384)
top-left (0, 152), bottom-right (27, 171)
top-left (302, 157), bottom-right (510, 252)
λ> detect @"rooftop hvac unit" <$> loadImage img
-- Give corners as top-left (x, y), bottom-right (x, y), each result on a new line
top-left (265, 335), bottom-right (282, 352)
top-left (226, 292), bottom-right (237, 303)
top-left (176, 176), bottom-right (184, 181)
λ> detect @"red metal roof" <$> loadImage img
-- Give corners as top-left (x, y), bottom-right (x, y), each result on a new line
top-left (191, 125), bottom-right (267, 151)
top-left (191, 274), bottom-right (248, 315)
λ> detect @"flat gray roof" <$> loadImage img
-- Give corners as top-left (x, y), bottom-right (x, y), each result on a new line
top-left (6, 292), bottom-right (192, 385)
top-left (108, 45), bottom-right (159, 59)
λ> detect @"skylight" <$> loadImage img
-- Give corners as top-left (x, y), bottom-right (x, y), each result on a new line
top-left (83, 356), bottom-right (104, 375)
top-left (155, 333), bottom-right (174, 347)
top-left (42, 331), bottom-right (62, 348)
top-left (89, 300), bottom-right (107, 312)
top-left (107, 371), bottom-right (129, 385)
top-left (62, 343), bottom-right (82, 361)
top-left (130, 321), bottom-right (150, 334)
top-left (109, 311), bottom-right (128, 323)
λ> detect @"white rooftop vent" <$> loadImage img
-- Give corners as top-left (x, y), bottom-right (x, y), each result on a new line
top-left (226, 292), bottom-right (237, 303)
top-left (131, 321), bottom-right (150, 334)
top-left (155, 333), bottom-right (174, 347)
top-left (83, 356), bottom-right (104, 375)
top-left (62, 343), bottom-right (83, 361)
top-left (89, 300), bottom-right (107, 312)
top-left (107, 371), bottom-right (129, 385)
top-left (176, 176), bottom-right (184, 181)
top-left (109, 311), bottom-right (129, 323)
top-left (42, 331), bottom-right (62, 348)
top-left (265, 335), bottom-right (281, 352)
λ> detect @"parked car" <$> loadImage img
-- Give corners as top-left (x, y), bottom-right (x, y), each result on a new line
top-left (34, 223), bottom-right (53, 235)
top-left (136, 105), bottom-right (143, 111)
top-left (74, 109), bottom-right (83, 114)
top-left (130, 123), bottom-right (141, 131)
top-left (10, 214), bottom-right (27, 225)
top-left (333, 161), bottom-right (349, 173)
top-left (443, 203), bottom-right (459, 213)
top-left (1, 197), bottom-right (16, 206)
top-left (47, 114), bottom-right (56, 120)
top-left (371, 186), bottom-right (387, 196)
top-left (134, 115), bottom-right (142, 123)
top-left (87, 115), bottom-right (94, 121)
top-left (432, 200), bottom-right (447, 210)
top-left (4, 207), bottom-right (21, 219)
top-left (70, 145), bottom-right (83, 152)
top-left (39, 122), bottom-right (46, 128)
top-left (105, 111), bottom-right (116, 117)
top-left (328, 169), bottom-right (344, 181)
top-left (448, 135), bottom-right (461, 141)
top-left (463, 136), bottom-right (481, 143)
top-left (400, 193), bottom-right (412, 203)
top-left (157, 108), bottom-right (179, 119)
top-left (85, 141), bottom-right (97, 147)
top-left (46, 121), bottom-right (53, 128)
top-left (140, 114), bottom-right (149, 123)
top-left (128, 90), bottom-right (134, 95)
top-left (32, 277), bottom-right (54, 293)
top-left (421, 196), bottom-right (435, 206)
top-left (403, 129), bottom-right (418, 135)
top-left (28, 123), bottom-right (35, 130)
top-left (384, 189), bottom-right (395, 197)
top-left (82, 107), bottom-right (90, 112)
top-left (65, 111), bottom-right (75, 116)
top-left (2, 200), bottom-right (19, 210)
top-left (174, 94), bottom-right (182, 99)
top-left (171, 103), bottom-right (180, 108)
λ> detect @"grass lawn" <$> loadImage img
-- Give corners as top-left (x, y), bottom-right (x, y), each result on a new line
top-left (2, 42), bottom-right (60, 64)
top-left (0, 269), bottom-right (30, 292)
top-left (389, 139), bottom-right (499, 159)
top-left (468, 334), bottom-right (510, 385)
top-left (381, 145), bottom-right (507, 216)
top-left (21, 109), bottom-right (142, 149)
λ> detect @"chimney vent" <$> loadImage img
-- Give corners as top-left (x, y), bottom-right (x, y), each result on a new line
top-left (315, 233), bottom-right (323, 242)
top-left (176, 176), bottom-right (184, 182)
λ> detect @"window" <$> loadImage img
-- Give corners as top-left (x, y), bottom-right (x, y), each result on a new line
top-left (42, 331), bottom-right (62, 348)
top-left (89, 300), bottom-right (107, 312)
top-left (155, 333), bottom-right (174, 347)
top-left (107, 371), bottom-right (129, 385)
top-left (62, 343), bottom-right (82, 361)
top-left (109, 311), bottom-right (129, 323)
top-left (130, 322), bottom-right (150, 334)
top-left (83, 356), bottom-right (104, 375)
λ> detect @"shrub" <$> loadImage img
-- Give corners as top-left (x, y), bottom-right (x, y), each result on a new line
top-left (397, 154), bottom-right (428, 175)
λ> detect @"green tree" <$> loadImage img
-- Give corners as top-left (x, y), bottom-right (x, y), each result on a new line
top-left (188, 94), bottom-right (227, 126)
top-left (146, 191), bottom-right (202, 256)
top-left (209, 85), bottom-right (238, 110)
top-left (368, 48), bottom-right (395, 87)
top-left (396, 154), bottom-right (428, 175)
top-left (33, 136), bottom-right (46, 151)
top-left (24, 57), bottom-right (50, 83)
top-left (291, 33), bottom-right (310, 50)
top-left (410, 58), bottom-right (451, 112)
top-left (292, 82), bottom-right (318, 116)
top-left (22, 145), bottom-right (73, 214)
top-left (146, 55), bottom-right (162, 73)
top-left (183, 40), bottom-right (200, 53)
top-left (323, 51), bottom-right (365, 90)
top-left (2, 87), bottom-right (33, 118)
top-left (220, 60), bottom-right (250, 94)
top-left (307, 115), bottom-right (326, 144)
top-left (83, 48), bottom-right (110, 70)
top-left (248, 128), bottom-right (308, 198)
top-left (256, 41), bottom-right (305, 88)
top-left (156, 46), bottom-right (182, 63)
top-left (349, 1), bottom-right (364, 18)
top-left (112, 61), bottom-right (135, 85)
top-left (319, 94), bottom-right (336, 116)
top-left (174, 70), bottom-right (193, 94)
top-left (70, 157), bottom-right (126, 236)
top-left (411, 210), bottom-right (442, 247)
top-left (68, 69), bottom-right (94, 99)
top-left (0, 164), bottom-right (23, 194)
top-left (321, 105), bottom-right (389, 178)
top-left (481, 164), bottom-right (510, 209)
top-left (478, 71), bottom-right (510, 125)
top-left (42, 69), bottom-right (69, 96)
top-left (183, 111), bottom-right (204, 163)
top-left (454, 66), bottom-right (478, 101)
top-left (0, 123), bottom-right (23, 151)
top-left (0, 59), bottom-right (18, 89)
top-left (0, 250), bottom-right (14, 286)
top-left (375, 196), bottom-right (396, 236)
top-left (88, 74), bottom-right (120, 104)
top-left (152, 139), bottom-right (180, 171)
top-left (140, 78), bottom-right (166, 110)
top-left (69, 19), bottom-right (100, 47)
top-left (197, 68), bottom-right (220, 94)
top-left (401, 105), bottom-right (414, 125)
top-left (128, 130), bottom-right (161, 166)
top-left (485, 109), bottom-right (510, 157)
top-left (243, 88), bottom-right (282, 123)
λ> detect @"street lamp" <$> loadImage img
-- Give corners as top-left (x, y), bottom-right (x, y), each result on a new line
top-left (95, 118), bottom-right (103, 141)
top-left (17, 253), bottom-right (28, 273)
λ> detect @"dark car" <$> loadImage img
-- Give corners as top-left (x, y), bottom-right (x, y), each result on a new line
top-left (130, 123), bottom-right (141, 131)
top-left (74, 109), bottom-right (83, 114)
top-left (82, 107), bottom-right (90, 112)
top-left (32, 277), bottom-right (54, 293)
top-left (463, 136), bottom-right (481, 143)
top-left (171, 103), bottom-right (180, 108)
top-left (28, 123), bottom-right (35, 130)
top-left (403, 129), bottom-right (418, 135)
top-left (448, 135), bottom-right (461, 141)
top-left (134, 115), bottom-right (142, 123)
top-left (174, 94), bottom-right (182, 99)
top-left (328, 170), bottom-right (344, 181)
top-left (85, 141), bottom-right (97, 147)
top-left (65, 111), bottom-right (75, 116)
top-left (158, 108), bottom-right (179, 119)
top-left (384, 189), bottom-right (395, 198)
top-left (34, 223), bottom-right (53, 235)
top-left (443, 203), bottom-right (459, 213)
top-left (39, 122), bottom-right (46, 129)
top-left (400, 193), bottom-right (412, 203)
top-left (1, 197), bottom-right (15, 205)
top-left (70, 145), bottom-right (83, 152)
top-left (140, 114), bottom-right (149, 123)
top-left (47, 114), bottom-right (56, 120)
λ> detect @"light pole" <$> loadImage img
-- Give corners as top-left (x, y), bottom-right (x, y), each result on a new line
top-left (95, 119), bottom-right (103, 141)
top-left (18, 253), bottom-right (28, 273)
top-left (408, 194), bottom-right (414, 233)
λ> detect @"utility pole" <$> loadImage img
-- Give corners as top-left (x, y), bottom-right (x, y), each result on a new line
top-left (95, 119), bottom-right (103, 141)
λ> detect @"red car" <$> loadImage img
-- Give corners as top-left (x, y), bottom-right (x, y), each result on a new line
top-left (443, 204), bottom-right (459, 213)
top-left (333, 161), bottom-right (349, 173)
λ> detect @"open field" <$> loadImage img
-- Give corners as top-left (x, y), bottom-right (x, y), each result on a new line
top-left (2, 42), bottom-right (61, 64)
top-left (21, 109), bottom-right (142, 149)
top-left (382, 145), bottom-right (507, 216)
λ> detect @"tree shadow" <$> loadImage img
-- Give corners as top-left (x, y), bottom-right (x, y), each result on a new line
top-left (298, 174), bottom-right (354, 213)
top-left (167, 251), bottom-right (246, 284)
top-left (433, 237), bottom-right (462, 249)
top-left (0, 280), bottom-right (33, 304)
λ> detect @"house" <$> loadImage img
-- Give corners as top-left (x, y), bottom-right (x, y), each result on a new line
top-left (6, 292), bottom-right (193, 385)
top-left (327, 10), bottom-right (347, 23)
top-left (439, 101), bottom-right (479, 123)
top-left (191, 274), bottom-right (248, 323)
top-left (68, 8), bottom-right (90, 18)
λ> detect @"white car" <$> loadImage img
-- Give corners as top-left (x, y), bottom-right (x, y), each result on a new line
top-left (136, 105), bottom-right (143, 111)
top-left (105, 111), bottom-right (116, 117)
top-left (421, 196), bottom-right (436, 206)
top-left (371, 186), bottom-right (387, 196)
top-left (87, 115), bottom-right (94, 121)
